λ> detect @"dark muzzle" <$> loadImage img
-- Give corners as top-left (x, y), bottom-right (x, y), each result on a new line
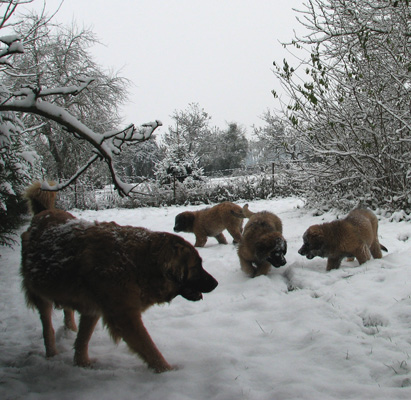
top-left (298, 245), bottom-right (308, 256)
top-left (268, 252), bottom-right (287, 268)
top-left (179, 270), bottom-right (218, 301)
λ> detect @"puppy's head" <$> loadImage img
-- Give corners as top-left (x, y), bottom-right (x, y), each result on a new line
top-left (162, 235), bottom-right (218, 301)
top-left (174, 212), bottom-right (195, 233)
top-left (298, 225), bottom-right (326, 259)
top-left (255, 232), bottom-right (287, 268)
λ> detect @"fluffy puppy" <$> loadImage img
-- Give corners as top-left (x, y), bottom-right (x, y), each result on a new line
top-left (298, 208), bottom-right (387, 271)
top-left (174, 202), bottom-right (244, 247)
top-left (24, 180), bottom-right (57, 215)
top-left (21, 182), bottom-right (218, 373)
top-left (236, 206), bottom-right (287, 277)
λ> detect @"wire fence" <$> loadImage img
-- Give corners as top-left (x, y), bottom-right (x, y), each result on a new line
top-left (55, 159), bottom-right (410, 212)
top-left (57, 162), bottom-right (304, 210)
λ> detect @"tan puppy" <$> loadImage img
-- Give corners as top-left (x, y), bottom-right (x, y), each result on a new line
top-left (173, 202), bottom-right (244, 247)
top-left (21, 182), bottom-right (218, 373)
top-left (24, 180), bottom-right (57, 215)
top-left (236, 205), bottom-right (287, 278)
top-left (298, 208), bottom-right (387, 271)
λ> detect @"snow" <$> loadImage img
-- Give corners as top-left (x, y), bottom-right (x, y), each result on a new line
top-left (1, 197), bottom-right (411, 400)
top-left (18, 151), bottom-right (39, 167)
top-left (0, 181), bottom-right (15, 196)
top-left (0, 35), bottom-right (21, 45)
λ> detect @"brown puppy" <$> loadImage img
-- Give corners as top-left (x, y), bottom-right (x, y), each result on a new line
top-left (236, 205), bottom-right (287, 278)
top-left (174, 202), bottom-right (244, 247)
top-left (298, 208), bottom-right (387, 271)
top-left (21, 182), bottom-right (218, 373)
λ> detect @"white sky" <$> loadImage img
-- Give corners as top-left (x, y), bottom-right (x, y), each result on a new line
top-left (23, 0), bottom-right (305, 134)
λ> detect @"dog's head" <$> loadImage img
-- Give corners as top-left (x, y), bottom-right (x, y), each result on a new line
top-left (161, 235), bottom-right (218, 301)
top-left (298, 225), bottom-right (326, 259)
top-left (255, 232), bottom-right (287, 268)
top-left (173, 212), bottom-right (195, 233)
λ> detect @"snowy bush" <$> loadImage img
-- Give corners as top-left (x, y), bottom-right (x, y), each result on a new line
top-left (272, 0), bottom-right (411, 212)
top-left (154, 133), bottom-right (204, 185)
top-left (0, 104), bottom-right (40, 246)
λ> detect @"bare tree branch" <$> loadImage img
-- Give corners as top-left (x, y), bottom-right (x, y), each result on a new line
top-left (0, 81), bottom-right (162, 196)
top-left (0, 1), bottom-right (161, 199)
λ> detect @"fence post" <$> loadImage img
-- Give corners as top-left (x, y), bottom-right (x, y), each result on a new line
top-left (271, 162), bottom-right (275, 194)
top-left (173, 175), bottom-right (176, 204)
top-left (74, 180), bottom-right (78, 209)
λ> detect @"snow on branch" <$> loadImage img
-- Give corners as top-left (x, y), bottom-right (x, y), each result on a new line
top-left (34, 76), bottom-right (95, 97)
top-left (0, 34), bottom-right (23, 64)
top-left (0, 79), bottom-right (162, 197)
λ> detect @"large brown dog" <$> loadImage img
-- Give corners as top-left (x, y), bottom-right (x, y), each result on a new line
top-left (298, 208), bottom-right (387, 271)
top-left (21, 182), bottom-right (218, 373)
top-left (235, 205), bottom-right (287, 278)
top-left (173, 202), bottom-right (244, 247)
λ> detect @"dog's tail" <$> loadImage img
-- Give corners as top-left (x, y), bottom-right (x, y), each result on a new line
top-left (231, 204), bottom-right (255, 219)
top-left (24, 181), bottom-right (57, 215)
top-left (380, 244), bottom-right (388, 253)
top-left (242, 204), bottom-right (254, 218)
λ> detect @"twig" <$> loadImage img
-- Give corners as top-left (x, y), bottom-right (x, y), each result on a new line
top-left (255, 320), bottom-right (266, 333)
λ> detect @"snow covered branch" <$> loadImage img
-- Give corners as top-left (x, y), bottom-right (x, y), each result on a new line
top-left (0, 34), bottom-right (23, 65)
top-left (0, 82), bottom-right (162, 196)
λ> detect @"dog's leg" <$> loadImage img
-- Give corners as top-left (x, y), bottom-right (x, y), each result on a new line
top-left (370, 241), bottom-right (383, 259)
top-left (226, 227), bottom-right (242, 244)
top-left (255, 261), bottom-right (271, 277)
top-left (194, 234), bottom-right (207, 247)
top-left (33, 297), bottom-right (57, 358)
top-left (239, 257), bottom-right (256, 278)
top-left (215, 233), bottom-right (228, 244)
top-left (354, 245), bottom-right (372, 265)
top-left (326, 256), bottom-right (343, 271)
top-left (64, 309), bottom-right (77, 332)
top-left (73, 314), bottom-right (99, 367)
top-left (107, 311), bottom-right (173, 373)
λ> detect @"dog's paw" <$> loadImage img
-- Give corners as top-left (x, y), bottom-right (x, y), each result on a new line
top-left (153, 362), bottom-right (178, 373)
top-left (74, 356), bottom-right (96, 368)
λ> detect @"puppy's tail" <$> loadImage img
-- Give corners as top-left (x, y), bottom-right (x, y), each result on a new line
top-left (24, 181), bottom-right (57, 215)
top-left (380, 244), bottom-right (388, 253)
top-left (242, 204), bottom-right (254, 218)
top-left (231, 204), bottom-right (255, 219)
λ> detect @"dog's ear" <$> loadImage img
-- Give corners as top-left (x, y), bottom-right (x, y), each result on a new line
top-left (185, 212), bottom-right (195, 228)
top-left (256, 234), bottom-right (285, 259)
top-left (158, 238), bottom-right (190, 283)
top-left (283, 239), bottom-right (288, 255)
top-left (309, 225), bottom-right (324, 241)
top-left (176, 212), bottom-right (195, 230)
top-left (255, 239), bottom-right (271, 259)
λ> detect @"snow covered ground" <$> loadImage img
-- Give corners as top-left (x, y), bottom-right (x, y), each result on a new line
top-left (1, 197), bottom-right (411, 400)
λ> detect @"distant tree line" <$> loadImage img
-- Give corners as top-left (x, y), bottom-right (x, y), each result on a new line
top-left (115, 102), bottom-right (293, 185)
